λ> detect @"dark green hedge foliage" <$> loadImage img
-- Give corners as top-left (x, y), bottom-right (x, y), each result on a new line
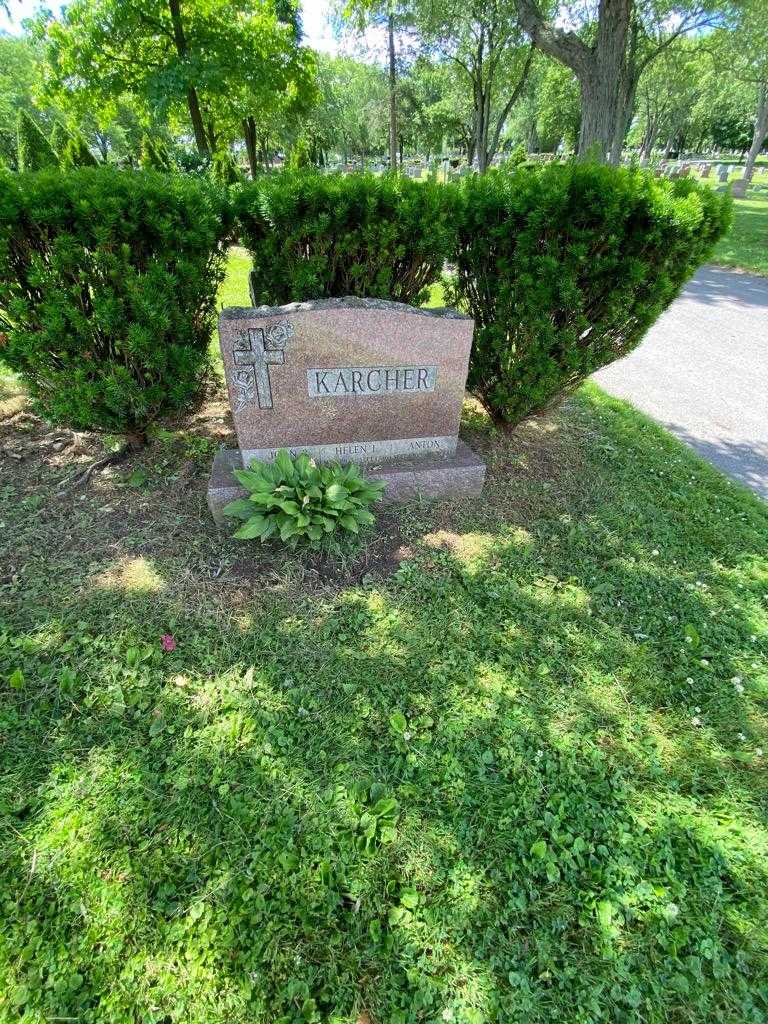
top-left (451, 163), bottom-right (731, 423)
top-left (237, 170), bottom-right (456, 307)
top-left (0, 168), bottom-right (228, 435)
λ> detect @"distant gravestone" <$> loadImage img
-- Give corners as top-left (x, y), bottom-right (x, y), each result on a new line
top-left (731, 178), bottom-right (748, 197)
top-left (700, 164), bottom-right (711, 178)
top-left (207, 297), bottom-right (486, 520)
top-left (717, 165), bottom-right (730, 183)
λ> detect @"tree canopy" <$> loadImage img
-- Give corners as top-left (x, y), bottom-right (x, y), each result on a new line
top-left (0, 0), bottom-right (764, 173)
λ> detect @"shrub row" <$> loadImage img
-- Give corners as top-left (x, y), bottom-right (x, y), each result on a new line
top-left (238, 171), bottom-right (456, 308)
top-left (0, 166), bottom-right (730, 439)
top-left (452, 163), bottom-right (731, 421)
top-left (0, 167), bottom-right (229, 437)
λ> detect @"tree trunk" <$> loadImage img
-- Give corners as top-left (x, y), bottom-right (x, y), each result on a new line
top-left (95, 131), bottom-right (109, 161)
top-left (640, 117), bottom-right (657, 164)
top-left (610, 71), bottom-right (638, 166)
top-left (579, 73), bottom-right (619, 161)
top-left (475, 84), bottom-right (488, 172)
top-left (514, 0), bottom-right (633, 164)
top-left (167, 0), bottom-right (210, 156)
top-left (579, 0), bottom-right (632, 161)
top-left (184, 86), bottom-right (209, 156)
top-left (388, 11), bottom-right (398, 172)
top-left (487, 45), bottom-right (535, 167)
top-left (744, 82), bottom-right (768, 184)
top-left (243, 116), bottom-right (259, 177)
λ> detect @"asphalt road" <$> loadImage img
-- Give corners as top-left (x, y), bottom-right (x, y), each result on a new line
top-left (594, 265), bottom-right (768, 499)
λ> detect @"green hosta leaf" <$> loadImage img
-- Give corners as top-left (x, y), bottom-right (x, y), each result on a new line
top-left (307, 525), bottom-right (323, 541)
top-left (248, 491), bottom-right (279, 506)
top-left (233, 468), bottom-right (269, 490)
top-left (355, 509), bottom-right (376, 525)
top-left (274, 449), bottom-right (295, 479)
top-left (233, 516), bottom-right (270, 540)
top-left (261, 519), bottom-right (278, 540)
top-left (294, 452), bottom-right (312, 476)
top-left (280, 520), bottom-right (299, 542)
top-left (326, 483), bottom-right (350, 503)
top-left (278, 500), bottom-right (301, 516)
top-left (339, 515), bottom-right (359, 533)
top-left (530, 839), bottom-right (547, 859)
top-left (222, 497), bottom-right (255, 521)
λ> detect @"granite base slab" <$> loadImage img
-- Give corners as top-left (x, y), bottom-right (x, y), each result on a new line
top-left (207, 441), bottom-right (486, 525)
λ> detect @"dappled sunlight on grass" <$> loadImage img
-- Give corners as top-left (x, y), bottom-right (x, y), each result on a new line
top-left (93, 556), bottom-right (167, 594)
top-left (422, 529), bottom-right (499, 566)
top-left (1, 385), bottom-right (767, 1021)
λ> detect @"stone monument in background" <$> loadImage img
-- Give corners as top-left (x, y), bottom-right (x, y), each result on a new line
top-left (207, 295), bottom-right (486, 523)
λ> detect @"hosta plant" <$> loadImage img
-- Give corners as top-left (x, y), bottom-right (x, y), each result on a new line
top-left (223, 449), bottom-right (384, 548)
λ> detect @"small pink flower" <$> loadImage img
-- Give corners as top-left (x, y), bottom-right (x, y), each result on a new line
top-left (160, 634), bottom-right (176, 652)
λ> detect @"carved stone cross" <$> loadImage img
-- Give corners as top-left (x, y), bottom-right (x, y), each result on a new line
top-left (232, 321), bottom-right (294, 411)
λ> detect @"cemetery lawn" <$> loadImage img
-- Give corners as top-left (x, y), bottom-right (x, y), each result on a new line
top-left (711, 193), bottom-right (768, 276)
top-left (2, 366), bottom-right (767, 1023)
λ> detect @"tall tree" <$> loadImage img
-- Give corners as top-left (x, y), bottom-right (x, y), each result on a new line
top-left (417, 0), bottom-right (534, 171)
top-left (398, 57), bottom-right (470, 158)
top-left (608, 1), bottom-right (723, 161)
top-left (513, 0), bottom-right (722, 162)
top-left (211, 1), bottom-right (317, 176)
top-left (342, 1), bottom-right (414, 171)
top-left (716, 0), bottom-right (768, 181)
top-left (0, 35), bottom-right (44, 169)
top-left (305, 54), bottom-right (389, 164)
top-left (39, 0), bottom-right (310, 160)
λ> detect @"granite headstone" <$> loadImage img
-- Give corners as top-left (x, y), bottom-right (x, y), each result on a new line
top-left (731, 178), bottom-right (748, 197)
top-left (207, 295), bottom-right (486, 522)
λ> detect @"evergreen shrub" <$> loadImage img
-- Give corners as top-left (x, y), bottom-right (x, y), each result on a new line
top-left (60, 131), bottom-right (98, 168)
top-left (16, 110), bottom-right (58, 172)
top-left (210, 148), bottom-right (241, 186)
top-left (451, 163), bottom-right (732, 423)
top-left (236, 170), bottom-right (456, 307)
top-left (48, 121), bottom-right (73, 160)
top-left (139, 134), bottom-right (173, 172)
top-left (0, 167), bottom-right (228, 439)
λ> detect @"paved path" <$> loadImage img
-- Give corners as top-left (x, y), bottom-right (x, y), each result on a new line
top-left (594, 265), bottom-right (768, 499)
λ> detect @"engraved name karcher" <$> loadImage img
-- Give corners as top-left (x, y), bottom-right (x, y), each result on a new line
top-left (308, 365), bottom-right (437, 398)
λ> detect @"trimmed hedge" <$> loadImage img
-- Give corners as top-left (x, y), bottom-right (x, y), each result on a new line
top-left (0, 164), bottom-right (731, 441)
top-left (237, 170), bottom-right (456, 307)
top-left (451, 163), bottom-right (732, 423)
top-left (0, 168), bottom-right (228, 437)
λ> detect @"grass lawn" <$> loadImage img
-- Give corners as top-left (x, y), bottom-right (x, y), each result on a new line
top-left (712, 192), bottom-right (768, 276)
top-left (1, 257), bottom-right (767, 1023)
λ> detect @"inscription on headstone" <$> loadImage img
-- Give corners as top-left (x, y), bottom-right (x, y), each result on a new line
top-left (207, 296), bottom-right (485, 517)
top-left (307, 365), bottom-right (437, 398)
